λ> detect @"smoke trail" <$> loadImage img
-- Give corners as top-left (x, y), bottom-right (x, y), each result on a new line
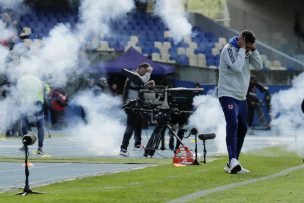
top-left (0, 92), bottom-right (20, 132)
top-left (65, 0), bottom-right (135, 154)
top-left (271, 73), bottom-right (304, 155)
top-left (0, 0), bottom-right (134, 140)
top-left (0, 21), bottom-right (16, 42)
top-left (188, 94), bottom-right (226, 154)
top-left (7, 24), bottom-right (80, 86)
top-left (0, 45), bottom-right (9, 73)
top-left (70, 91), bottom-right (126, 155)
top-left (16, 26), bottom-right (78, 84)
top-left (78, 0), bottom-right (134, 46)
top-left (0, 74), bottom-right (43, 132)
top-left (154, 0), bottom-right (192, 42)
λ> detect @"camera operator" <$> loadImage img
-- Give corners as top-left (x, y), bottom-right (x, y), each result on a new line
top-left (247, 76), bottom-right (271, 131)
top-left (120, 63), bottom-right (155, 156)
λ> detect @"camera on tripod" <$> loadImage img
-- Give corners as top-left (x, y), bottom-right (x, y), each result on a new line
top-left (121, 68), bottom-right (204, 157)
top-left (139, 86), bottom-right (204, 111)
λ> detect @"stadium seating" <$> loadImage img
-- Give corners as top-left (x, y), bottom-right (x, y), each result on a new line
top-left (17, 9), bottom-right (285, 70)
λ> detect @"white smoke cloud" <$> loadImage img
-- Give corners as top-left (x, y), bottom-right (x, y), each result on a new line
top-left (188, 95), bottom-right (226, 153)
top-left (0, 21), bottom-right (16, 41)
top-left (154, 0), bottom-right (192, 42)
top-left (0, 45), bottom-right (9, 73)
top-left (7, 24), bottom-right (81, 86)
top-left (70, 91), bottom-right (126, 155)
top-left (0, 93), bottom-right (20, 132)
top-left (271, 73), bottom-right (304, 140)
top-left (0, 0), bottom-right (134, 142)
top-left (0, 0), bottom-right (23, 9)
top-left (0, 75), bottom-right (43, 132)
top-left (78, 0), bottom-right (134, 46)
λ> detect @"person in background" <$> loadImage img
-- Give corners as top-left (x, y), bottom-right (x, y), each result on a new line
top-left (194, 82), bottom-right (201, 88)
top-left (17, 75), bottom-right (45, 154)
top-left (217, 30), bottom-right (263, 174)
top-left (50, 87), bottom-right (68, 129)
top-left (110, 82), bottom-right (119, 96)
top-left (97, 76), bottom-right (109, 92)
top-left (246, 76), bottom-right (271, 132)
top-left (42, 80), bottom-right (51, 125)
top-left (120, 63), bottom-right (155, 156)
top-left (87, 78), bottom-right (103, 96)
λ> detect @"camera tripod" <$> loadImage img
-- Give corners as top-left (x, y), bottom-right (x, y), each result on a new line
top-left (144, 111), bottom-right (186, 157)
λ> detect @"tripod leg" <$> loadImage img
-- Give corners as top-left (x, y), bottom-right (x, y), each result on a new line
top-left (192, 135), bottom-right (200, 165)
top-left (203, 140), bottom-right (207, 164)
top-left (160, 128), bottom-right (166, 150)
top-left (167, 124), bottom-right (185, 147)
top-left (144, 124), bottom-right (164, 157)
top-left (174, 129), bottom-right (185, 150)
top-left (155, 127), bottom-right (166, 150)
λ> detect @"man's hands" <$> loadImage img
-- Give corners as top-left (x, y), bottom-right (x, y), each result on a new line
top-left (145, 80), bottom-right (155, 87)
top-left (238, 35), bottom-right (246, 49)
top-left (251, 43), bottom-right (256, 51)
top-left (147, 66), bottom-right (153, 73)
top-left (239, 34), bottom-right (256, 51)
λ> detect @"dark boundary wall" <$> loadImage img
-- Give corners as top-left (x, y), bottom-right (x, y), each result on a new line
top-left (172, 79), bottom-right (290, 95)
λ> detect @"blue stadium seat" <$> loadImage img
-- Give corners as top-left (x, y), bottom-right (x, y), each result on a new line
top-left (204, 32), bottom-right (215, 39)
top-left (176, 55), bottom-right (189, 65)
top-left (169, 49), bottom-right (178, 60)
top-left (194, 48), bottom-right (204, 54)
top-left (152, 47), bottom-right (160, 53)
top-left (142, 46), bottom-right (153, 55)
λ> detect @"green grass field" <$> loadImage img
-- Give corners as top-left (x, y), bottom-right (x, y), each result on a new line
top-left (0, 147), bottom-right (303, 202)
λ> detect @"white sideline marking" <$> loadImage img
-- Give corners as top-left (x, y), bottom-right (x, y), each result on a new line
top-left (0, 163), bottom-right (72, 173)
top-left (168, 164), bottom-right (304, 203)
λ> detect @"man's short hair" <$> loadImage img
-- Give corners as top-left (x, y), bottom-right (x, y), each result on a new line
top-left (138, 63), bottom-right (151, 69)
top-left (241, 30), bottom-right (256, 44)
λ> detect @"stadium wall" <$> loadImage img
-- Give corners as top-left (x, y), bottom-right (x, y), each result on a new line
top-left (226, 0), bottom-right (304, 56)
top-left (188, 12), bottom-right (304, 71)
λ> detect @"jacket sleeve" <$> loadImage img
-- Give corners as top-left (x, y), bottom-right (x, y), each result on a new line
top-left (122, 79), bottom-right (130, 103)
top-left (249, 50), bottom-right (263, 70)
top-left (222, 46), bottom-right (246, 72)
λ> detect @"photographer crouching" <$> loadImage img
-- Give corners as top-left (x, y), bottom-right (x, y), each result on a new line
top-left (120, 63), bottom-right (155, 156)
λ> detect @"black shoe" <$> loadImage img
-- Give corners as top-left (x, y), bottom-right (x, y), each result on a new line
top-left (37, 147), bottom-right (44, 154)
top-left (160, 146), bottom-right (166, 151)
top-left (120, 149), bottom-right (130, 157)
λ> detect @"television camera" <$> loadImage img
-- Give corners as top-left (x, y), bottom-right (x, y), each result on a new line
top-left (121, 68), bottom-right (204, 157)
